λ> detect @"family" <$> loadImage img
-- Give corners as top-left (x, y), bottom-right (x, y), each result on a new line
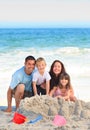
top-left (4, 55), bottom-right (76, 113)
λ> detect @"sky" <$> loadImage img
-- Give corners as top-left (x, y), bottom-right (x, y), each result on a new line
top-left (0, 0), bottom-right (90, 28)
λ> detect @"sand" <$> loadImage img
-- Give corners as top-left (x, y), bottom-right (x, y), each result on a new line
top-left (0, 95), bottom-right (90, 130)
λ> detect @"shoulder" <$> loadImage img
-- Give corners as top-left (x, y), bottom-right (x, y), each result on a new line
top-left (70, 86), bottom-right (74, 91)
top-left (33, 69), bottom-right (39, 75)
top-left (32, 70), bottom-right (40, 78)
top-left (44, 71), bottom-right (51, 79)
top-left (13, 66), bottom-right (24, 78)
top-left (44, 71), bottom-right (51, 75)
top-left (53, 86), bottom-right (57, 90)
top-left (15, 66), bottom-right (24, 73)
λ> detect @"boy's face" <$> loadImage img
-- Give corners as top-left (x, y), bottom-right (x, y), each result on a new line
top-left (37, 61), bottom-right (46, 73)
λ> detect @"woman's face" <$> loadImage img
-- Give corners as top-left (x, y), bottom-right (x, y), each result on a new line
top-left (53, 62), bottom-right (62, 76)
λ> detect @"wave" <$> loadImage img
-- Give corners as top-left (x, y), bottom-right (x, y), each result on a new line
top-left (54, 47), bottom-right (90, 55)
top-left (0, 46), bottom-right (90, 56)
top-left (0, 46), bottom-right (90, 78)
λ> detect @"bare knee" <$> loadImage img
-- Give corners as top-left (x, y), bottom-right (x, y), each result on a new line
top-left (7, 87), bottom-right (13, 96)
top-left (15, 84), bottom-right (25, 97)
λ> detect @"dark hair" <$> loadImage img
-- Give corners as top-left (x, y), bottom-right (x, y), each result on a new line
top-left (25, 55), bottom-right (36, 62)
top-left (49, 60), bottom-right (66, 76)
top-left (59, 72), bottom-right (71, 89)
top-left (49, 60), bottom-right (66, 90)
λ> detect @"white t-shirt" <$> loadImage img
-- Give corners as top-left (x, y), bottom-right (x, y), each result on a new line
top-left (33, 70), bottom-right (51, 85)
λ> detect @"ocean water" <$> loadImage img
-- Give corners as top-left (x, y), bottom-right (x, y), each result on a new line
top-left (0, 28), bottom-right (90, 105)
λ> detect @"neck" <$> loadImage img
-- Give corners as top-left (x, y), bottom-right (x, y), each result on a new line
top-left (39, 72), bottom-right (44, 75)
top-left (24, 68), bottom-right (31, 75)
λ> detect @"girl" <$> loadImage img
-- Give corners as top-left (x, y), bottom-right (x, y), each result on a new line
top-left (50, 72), bottom-right (76, 102)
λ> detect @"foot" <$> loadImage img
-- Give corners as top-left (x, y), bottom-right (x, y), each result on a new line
top-left (3, 108), bottom-right (12, 113)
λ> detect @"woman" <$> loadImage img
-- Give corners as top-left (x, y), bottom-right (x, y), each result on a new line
top-left (49, 60), bottom-right (66, 91)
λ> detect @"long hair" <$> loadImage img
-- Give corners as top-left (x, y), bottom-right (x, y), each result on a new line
top-left (59, 72), bottom-right (71, 89)
top-left (49, 60), bottom-right (66, 90)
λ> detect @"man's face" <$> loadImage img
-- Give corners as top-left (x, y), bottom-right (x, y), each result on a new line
top-left (25, 60), bottom-right (35, 74)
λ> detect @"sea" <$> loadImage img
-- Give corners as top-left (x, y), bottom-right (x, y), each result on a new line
top-left (0, 28), bottom-right (90, 106)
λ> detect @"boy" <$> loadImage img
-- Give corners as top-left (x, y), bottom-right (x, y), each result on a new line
top-left (33, 57), bottom-right (51, 95)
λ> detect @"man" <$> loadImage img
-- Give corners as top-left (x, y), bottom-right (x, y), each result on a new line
top-left (4, 55), bottom-right (36, 112)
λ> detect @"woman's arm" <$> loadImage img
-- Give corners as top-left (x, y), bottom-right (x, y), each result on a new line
top-left (46, 80), bottom-right (50, 95)
top-left (49, 86), bottom-right (57, 96)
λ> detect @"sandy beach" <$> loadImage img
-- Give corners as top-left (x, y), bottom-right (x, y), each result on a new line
top-left (0, 0), bottom-right (90, 129)
top-left (0, 95), bottom-right (90, 130)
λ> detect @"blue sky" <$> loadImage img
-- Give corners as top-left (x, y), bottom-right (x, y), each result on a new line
top-left (0, 0), bottom-right (90, 28)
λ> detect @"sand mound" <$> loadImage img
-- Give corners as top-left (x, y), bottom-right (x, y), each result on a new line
top-left (18, 95), bottom-right (90, 119)
top-left (0, 95), bottom-right (90, 130)
top-left (17, 95), bottom-right (90, 130)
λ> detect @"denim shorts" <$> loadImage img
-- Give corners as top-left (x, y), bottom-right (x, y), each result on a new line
top-left (23, 90), bottom-right (34, 99)
top-left (12, 88), bottom-right (34, 99)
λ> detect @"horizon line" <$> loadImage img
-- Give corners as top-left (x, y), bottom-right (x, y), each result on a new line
top-left (0, 22), bottom-right (90, 28)
top-left (0, 26), bottom-right (90, 29)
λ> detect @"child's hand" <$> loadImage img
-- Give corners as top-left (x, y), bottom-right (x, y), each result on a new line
top-left (56, 95), bottom-right (62, 99)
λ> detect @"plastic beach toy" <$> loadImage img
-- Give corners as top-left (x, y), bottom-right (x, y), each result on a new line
top-left (12, 112), bottom-right (27, 124)
top-left (28, 115), bottom-right (43, 124)
top-left (53, 114), bottom-right (66, 126)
